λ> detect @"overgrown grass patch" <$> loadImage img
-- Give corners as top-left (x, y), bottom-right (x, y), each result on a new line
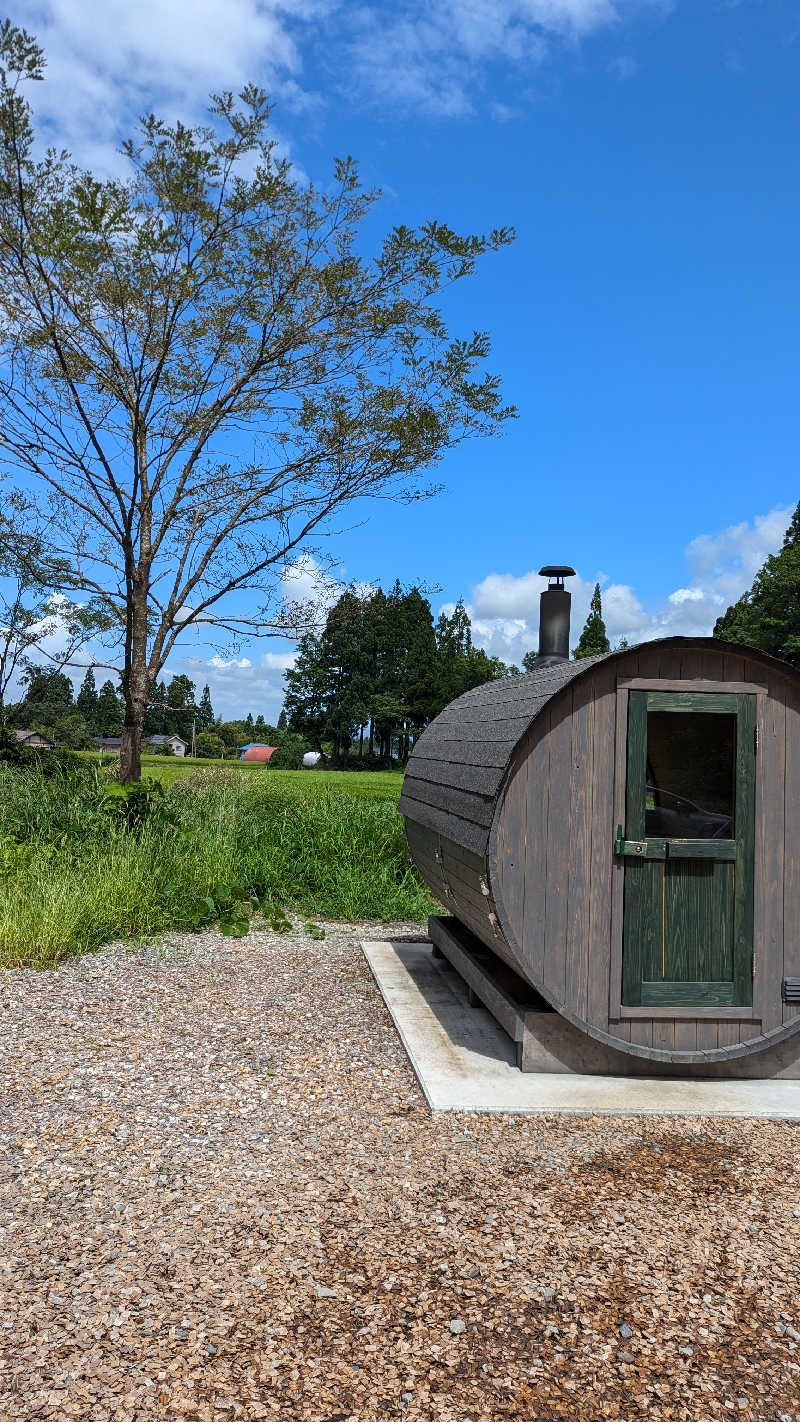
top-left (0, 766), bottom-right (434, 968)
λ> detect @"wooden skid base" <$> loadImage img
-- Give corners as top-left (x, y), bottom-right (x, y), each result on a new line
top-left (427, 916), bottom-right (800, 1079)
top-left (428, 914), bottom-right (551, 1072)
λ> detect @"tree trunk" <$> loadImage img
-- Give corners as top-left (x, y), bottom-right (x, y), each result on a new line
top-left (119, 577), bottom-right (150, 783)
top-left (359, 724), bottom-right (364, 758)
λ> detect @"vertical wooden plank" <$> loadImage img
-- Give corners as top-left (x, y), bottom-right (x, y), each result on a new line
top-left (609, 684), bottom-right (630, 1015)
top-left (697, 1022), bottom-right (719, 1051)
top-left (717, 1022), bottom-right (740, 1048)
top-left (566, 678), bottom-right (594, 1021)
top-left (708, 862), bottom-right (735, 984)
top-left (680, 648), bottom-right (707, 681)
top-left (674, 1021), bottom-right (698, 1052)
top-left (625, 691), bottom-right (647, 838)
top-left (652, 1020), bottom-right (675, 1052)
top-left (742, 658), bottom-right (765, 686)
top-left (664, 860), bottom-right (733, 986)
top-left (588, 668), bottom-right (617, 1031)
top-left (753, 687), bottom-right (783, 1029)
top-left (495, 753), bottom-right (527, 963)
top-left (621, 691), bottom-right (649, 1005)
top-left (542, 691), bottom-right (573, 1006)
top-left (636, 644), bottom-right (667, 679)
top-left (610, 1019), bottom-right (632, 1043)
top-left (628, 1020), bottom-right (652, 1049)
top-left (784, 687), bottom-right (800, 1024)
top-left (523, 710), bottom-right (551, 985)
top-left (723, 653), bottom-right (746, 682)
top-left (658, 647), bottom-right (685, 681)
top-left (665, 859), bottom-right (696, 983)
top-left (626, 861), bottom-right (664, 995)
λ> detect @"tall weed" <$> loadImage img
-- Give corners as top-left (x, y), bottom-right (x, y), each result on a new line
top-left (0, 766), bottom-right (434, 967)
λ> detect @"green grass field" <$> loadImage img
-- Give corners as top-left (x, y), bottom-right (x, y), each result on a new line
top-left (0, 764), bottom-right (433, 969)
top-left (80, 750), bottom-right (406, 793)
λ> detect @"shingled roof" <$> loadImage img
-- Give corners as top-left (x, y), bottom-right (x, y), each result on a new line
top-left (399, 654), bottom-right (606, 856)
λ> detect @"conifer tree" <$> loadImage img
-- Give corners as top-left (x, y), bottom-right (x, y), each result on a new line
top-left (283, 634), bottom-right (331, 752)
top-left (76, 667), bottom-right (98, 725)
top-left (96, 680), bottom-right (124, 736)
top-left (283, 582), bottom-right (507, 762)
top-left (197, 684), bottom-right (215, 731)
top-left (277, 709), bottom-right (288, 731)
top-left (574, 583), bottom-right (611, 660)
top-left (714, 502), bottom-right (800, 665)
top-left (165, 675), bottom-right (196, 742)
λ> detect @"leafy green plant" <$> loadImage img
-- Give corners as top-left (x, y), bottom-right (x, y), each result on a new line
top-left (213, 881), bottom-right (256, 937)
top-left (0, 835), bottom-right (29, 876)
top-left (266, 910), bottom-right (293, 933)
top-left (99, 778), bottom-right (174, 832)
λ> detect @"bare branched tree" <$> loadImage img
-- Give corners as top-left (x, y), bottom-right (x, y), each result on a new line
top-left (0, 21), bottom-right (515, 779)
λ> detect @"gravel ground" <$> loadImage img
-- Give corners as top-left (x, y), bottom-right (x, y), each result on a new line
top-left (1, 920), bottom-right (799, 1422)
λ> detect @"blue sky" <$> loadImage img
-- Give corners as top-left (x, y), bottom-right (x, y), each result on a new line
top-left (18, 0), bottom-right (800, 718)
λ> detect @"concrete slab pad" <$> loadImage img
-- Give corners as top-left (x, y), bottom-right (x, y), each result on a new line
top-left (361, 939), bottom-right (800, 1119)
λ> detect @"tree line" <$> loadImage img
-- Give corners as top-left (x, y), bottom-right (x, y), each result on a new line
top-left (283, 583), bottom-right (511, 764)
top-left (6, 497), bottom-right (799, 766)
top-left (4, 666), bottom-right (307, 765)
top-left (280, 577), bottom-right (628, 764)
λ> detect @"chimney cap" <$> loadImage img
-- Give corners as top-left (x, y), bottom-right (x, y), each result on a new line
top-left (539, 564), bottom-right (576, 582)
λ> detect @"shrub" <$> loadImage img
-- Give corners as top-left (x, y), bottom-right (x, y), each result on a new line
top-left (195, 732), bottom-right (225, 759)
top-left (0, 728), bottom-right (89, 778)
top-left (268, 732), bottom-right (308, 770)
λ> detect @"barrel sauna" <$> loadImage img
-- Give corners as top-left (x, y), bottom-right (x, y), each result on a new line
top-left (400, 583), bottom-right (800, 1072)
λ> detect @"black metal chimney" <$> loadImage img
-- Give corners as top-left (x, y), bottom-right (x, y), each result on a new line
top-left (536, 565), bottom-right (576, 666)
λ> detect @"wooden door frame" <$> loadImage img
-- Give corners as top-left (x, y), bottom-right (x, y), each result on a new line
top-left (609, 677), bottom-right (767, 1022)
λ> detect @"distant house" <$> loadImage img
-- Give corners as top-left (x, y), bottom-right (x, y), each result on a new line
top-left (93, 734), bottom-right (188, 756)
top-left (14, 729), bottom-right (56, 749)
top-left (94, 736), bottom-right (122, 753)
top-left (145, 734), bottom-right (187, 757)
top-left (237, 743), bottom-right (276, 763)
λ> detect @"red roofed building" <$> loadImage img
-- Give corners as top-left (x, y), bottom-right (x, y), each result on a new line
top-left (238, 743), bottom-right (277, 763)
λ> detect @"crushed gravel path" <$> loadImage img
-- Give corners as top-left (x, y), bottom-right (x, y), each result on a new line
top-left (1, 920), bottom-right (799, 1422)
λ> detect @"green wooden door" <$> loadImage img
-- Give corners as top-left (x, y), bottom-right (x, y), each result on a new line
top-left (620, 691), bottom-right (755, 1008)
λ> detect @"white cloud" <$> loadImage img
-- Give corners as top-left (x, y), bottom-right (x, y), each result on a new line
top-left (344, 0), bottom-right (667, 116)
top-left (177, 647), bottom-right (297, 720)
top-left (24, 0), bottom-right (671, 167)
top-left (27, 0), bottom-right (328, 173)
top-left (684, 506), bottom-right (792, 601)
top-left (461, 504), bottom-right (794, 663)
top-left (208, 655), bottom-right (254, 670)
top-left (280, 554), bottom-right (341, 619)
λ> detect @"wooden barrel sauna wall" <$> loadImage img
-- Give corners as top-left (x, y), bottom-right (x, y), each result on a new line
top-left (399, 636), bottom-right (800, 1067)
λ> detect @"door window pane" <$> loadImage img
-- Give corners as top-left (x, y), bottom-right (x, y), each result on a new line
top-left (645, 712), bottom-right (736, 839)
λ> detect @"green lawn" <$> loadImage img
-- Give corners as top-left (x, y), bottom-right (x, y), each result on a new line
top-left (0, 763), bottom-right (431, 968)
top-left (79, 751), bottom-right (405, 793)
